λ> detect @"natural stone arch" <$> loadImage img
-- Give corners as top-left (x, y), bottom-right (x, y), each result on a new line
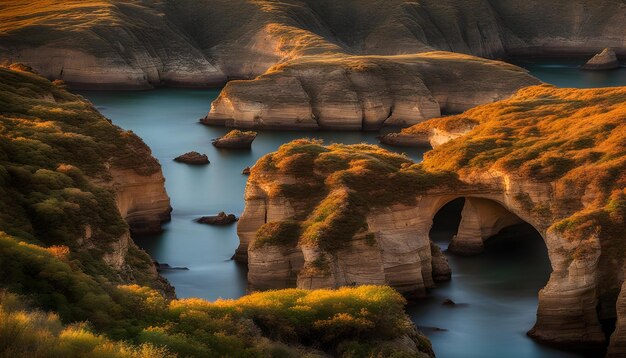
top-left (238, 179), bottom-right (608, 348)
top-left (427, 195), bottom-right (607, 348)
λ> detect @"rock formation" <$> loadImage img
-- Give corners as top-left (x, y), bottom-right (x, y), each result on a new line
top-left (238, 85), bottom-right (626, 350)
top-left (583, 48), bottom-right (621, 70)
top-left (0, 1), bottom-right (624, 129)
top-left (174, 151), bottom-right (210, 165)
top-left (196, 212), bottom-right (238, 225)
top-left (203, 53), bottom-right (539, 130)
top-left (211, 130), bottom-right (257, 149)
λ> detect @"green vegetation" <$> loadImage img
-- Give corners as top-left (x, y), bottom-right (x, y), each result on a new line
top-left (401, 85), bottom-right (626, 301)
top-left (221, 129), bottom-right (257, 139)
top-left (0, 66), bottom-right (432, 357)
top-left (0, 284), bottom-right (428, 357)
top-left (251, 139), bottom-right (457, 251)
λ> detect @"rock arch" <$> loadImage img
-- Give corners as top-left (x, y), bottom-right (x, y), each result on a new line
top-left (238, 185), bottom-right (609, 349)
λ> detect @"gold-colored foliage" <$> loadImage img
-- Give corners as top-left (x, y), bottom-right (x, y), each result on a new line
top-left (252, 139), bottom-right (457, 250)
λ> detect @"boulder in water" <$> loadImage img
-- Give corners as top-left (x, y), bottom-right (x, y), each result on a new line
top-left (174, 151), bottom-right (209, 164)
top-left (582, 48), bottom-right (620, 70)
top-left (196, 212), bottom-right (238, 225)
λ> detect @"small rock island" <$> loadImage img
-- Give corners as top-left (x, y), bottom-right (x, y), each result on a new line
top-left (196, 212), bottom-right (238, 225)
top-left (174, 151), bottom-right (210, 164)
top-left (212, 130), bottom-right (257, 149)
top-left (582, 48), bottom-right (620, 70)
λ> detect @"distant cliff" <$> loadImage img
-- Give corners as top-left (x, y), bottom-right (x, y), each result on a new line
top-left (0, 0), bottom-right (623, 89)
top-left (239, 85), bottom-right (626, 353)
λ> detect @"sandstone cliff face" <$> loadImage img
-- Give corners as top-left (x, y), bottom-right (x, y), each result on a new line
top-left (204, 52), bottom-right (539, 130)
top-left (109, 168), bottom-right (171, 235)
top-left (0, 0), bottom-right (623, 89)
top-left (240, 163), bottom-right (608, 346)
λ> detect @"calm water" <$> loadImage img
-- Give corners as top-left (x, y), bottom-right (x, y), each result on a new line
top-left (80, 88), bottom-right (426, 300)
top-left (79, 61), bottom-right (624, 357)
top-left (511, 58), bottom-right (625, 88)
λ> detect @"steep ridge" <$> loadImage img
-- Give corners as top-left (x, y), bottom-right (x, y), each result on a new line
top-left (0, 65), bottom-right (435, 357)
top-left (238, 85), bottom-right (626, 351)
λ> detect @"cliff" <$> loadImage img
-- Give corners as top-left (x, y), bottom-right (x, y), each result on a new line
top-left (2, 0), bottom-right (622, 129)
top-left (0, 0), bottom-right (623, 89)
top-left (203, 52), bottom-right (539, 130)
top-left (0, 1), bottom-right (623, 131)
top-left (239, 85), bottom-right (626, 351)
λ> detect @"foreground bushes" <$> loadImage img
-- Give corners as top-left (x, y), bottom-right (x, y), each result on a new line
top-left (0, 283), bottom-right (430, 357)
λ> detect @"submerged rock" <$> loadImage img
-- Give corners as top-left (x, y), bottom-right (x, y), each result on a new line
top-left (153, 261), bottom-right (189, 271)
top-left (212, 130), bottom-right (257, 149)
top-left (174, 151), bottom-right (209, 165)
top-left (196, 212), bottom-right (238, 225)
top-left (582, 48), bottom-right (620, 70)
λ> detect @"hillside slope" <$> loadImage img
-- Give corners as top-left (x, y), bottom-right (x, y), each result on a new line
top-left (0, 65), bottom-right (434, 357)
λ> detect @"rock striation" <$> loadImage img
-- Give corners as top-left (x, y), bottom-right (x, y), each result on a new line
top-left (0, 1), bottom-right (624, 130)
top-left (204, 53), bottom-right (539, 130)
top-left (582, 48), bottom-right (621, 70)
top-left (238, 85), bottom-right (626, 351)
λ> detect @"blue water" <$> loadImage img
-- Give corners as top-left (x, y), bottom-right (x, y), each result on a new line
top-left (80, 88), bottom-right (425, 300)
top-left (79, 60), bottom-right (624, 357)
top-left (511, 58), bottom-right (626, 88)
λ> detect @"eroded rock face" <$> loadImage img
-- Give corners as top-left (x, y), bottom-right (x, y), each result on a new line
top-left (204, 53), bottom-right (539, 130)
top-left (582, 48), bottom-right (621, 70)
top-left (240, 161), bottom-right (608, 346)
top-left (109, 168), bottom-right (171, 236)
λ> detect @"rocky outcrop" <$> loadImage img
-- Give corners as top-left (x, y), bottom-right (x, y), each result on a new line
top-left (609, 277), bottom-right (626, 357)
top-left (0, 66), bottom-right (173, 297)
top-left (196, 212), bottom-right (238, 225)
top-left (204, 52), bottom-right (539, 130)
top-left (109, 168), bottom-right (171, 236)
top-left (174, 151), bottom-right (210, 165)
top-left (211, 130), bottom-right (257, 148)
top-left (582, 48), bottom-right (621, 70)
